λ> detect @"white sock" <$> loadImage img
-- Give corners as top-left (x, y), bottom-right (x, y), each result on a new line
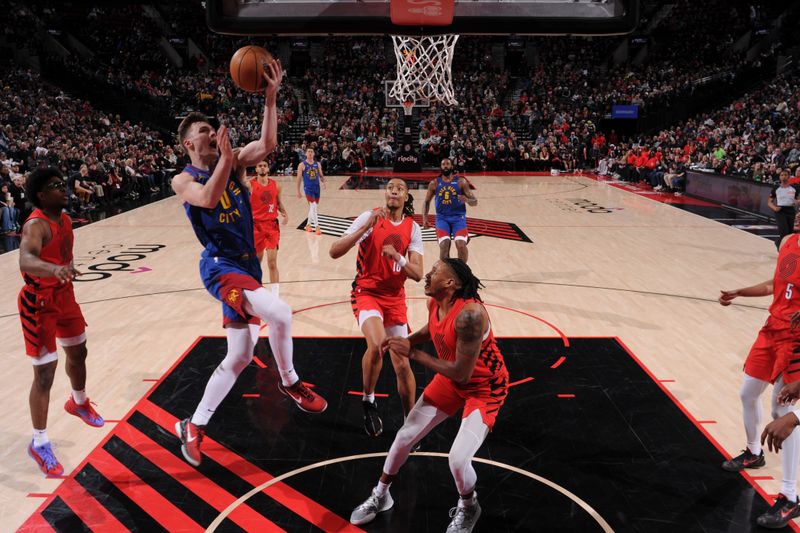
top-left (375, 480), bottom-right (391, 497)
top-left (307, 204), bottom-right (315, 227)
top-left (72, 389), bottom-right (87, 405)
top-left (312, 202), bottom-right (319, 227)
top-left (741, 375), bottom-right (768, 455)
top-left (364, 392), bottom-right (376, 404)
top-left (774, 377), bottom-right (800, 501)
top-left (271, 283), bottom-right (280, 297)
top-left (243, 288), bottom-right (298, 387)
top-left (32, 428), bottom-right (49, 447)
top-left (191, 325), bottom-right (255, 426)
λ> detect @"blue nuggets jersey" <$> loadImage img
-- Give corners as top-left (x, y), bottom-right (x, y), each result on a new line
top-left (182, 165), bottom-right (256, 259)
top-left (302, 160), bottom-right (321, 192)
top-left (434, 176), bottom-right (467, 218)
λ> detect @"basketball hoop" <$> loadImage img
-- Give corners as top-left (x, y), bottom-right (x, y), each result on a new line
top-left (389, 34), bottom-right (459, 107)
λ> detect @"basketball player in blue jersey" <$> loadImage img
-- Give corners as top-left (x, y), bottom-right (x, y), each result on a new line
top-left (170, 59), bottom-right (327, 468)
top-left (423, 158), bottom-right (478, 263)
top-left (296, 148), bottom-right (326, 235)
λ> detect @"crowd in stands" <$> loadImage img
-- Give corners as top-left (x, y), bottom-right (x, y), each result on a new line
top-left (3, 0), bottom-right (799, 252)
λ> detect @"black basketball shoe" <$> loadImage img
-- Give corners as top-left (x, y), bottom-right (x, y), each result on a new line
top-left (757, 494), bottom-right (800, 528)
top-left (363, 400), bottom-right (383, 437)
top-left (721, 449), bottom-right (765, 472)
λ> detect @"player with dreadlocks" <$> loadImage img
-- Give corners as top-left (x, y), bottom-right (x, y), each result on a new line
top-left (330, 178), bottom-right (424, 437)
top-left (349, 258), bottom-right (508, 533)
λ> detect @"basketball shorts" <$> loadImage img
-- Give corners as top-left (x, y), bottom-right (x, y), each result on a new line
top-left (304, 186), bottom-right (320, 203)
top-left (350, 286), bottom-right (408, 328)
top-left (422, 371), bottom-right (509, 429)
top-left (435, 214), bottom-right (468, 242)
top-left (254, 219), bottom-right (280, 252)
top-left (744, 315), bottom-right (800, 384)
top-left (200, 254), bottom-right (263, 326)
top-left (18, 285), bottom-right (87, 357)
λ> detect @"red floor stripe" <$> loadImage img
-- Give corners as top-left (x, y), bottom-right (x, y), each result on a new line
top-left (115, 422), bottom-right (282, 531)
top-left (90, 447), bottom-right (204, 532)
top-left (17, 511), bottom-right (53, 533)
top-left (242, 394), bottom-right (261, 398)
top-left (347, 391), bottom-right (389, 398)
top-left (56, 477), bottom-right (129, 532)
top-left (253, 356), bottom-right (267, 368)
top-left (137, 400), bottom-right (363, 533)
top-left (142, 379), bottom-right (159, 382)
top-left (658, 379), bottom-right (676, 383)
top-left (750, 476), bottom-right (775, 480)
top-left (508, 377), bottom-right (534, 388)
top-left (697, 420), bottom-right (717, 424)
top-left (550, 356), bottom-right (566, 369)
top-left (26, 494), bottom-right (52, 498)
top-left (557, 394), bottom-right (575, 398)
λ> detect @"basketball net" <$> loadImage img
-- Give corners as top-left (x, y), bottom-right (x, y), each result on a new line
top-left (390, 34), bottom-right (459, 107)
top-left (402, 99), bottom-right (414, 117)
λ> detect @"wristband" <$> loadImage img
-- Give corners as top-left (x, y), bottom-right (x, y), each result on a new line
top-left (396, 255), bottom-right (408, 268)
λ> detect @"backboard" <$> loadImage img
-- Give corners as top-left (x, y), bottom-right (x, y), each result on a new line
top-left (207, 0), bottom-right (639, 36)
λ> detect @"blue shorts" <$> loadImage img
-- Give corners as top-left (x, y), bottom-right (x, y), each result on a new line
top-left (435, 215), bottom-right (468, 242)
top-left (304, 187), bottom-right (320, 202)
top-left (200, 255), bottom-right (263, 326)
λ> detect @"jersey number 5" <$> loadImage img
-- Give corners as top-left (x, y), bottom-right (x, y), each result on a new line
top-left (787, 283), bottom-right (794, 300)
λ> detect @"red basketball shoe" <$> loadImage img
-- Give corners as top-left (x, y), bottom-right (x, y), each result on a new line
top-left (28, 441), bottom-right (64, 477)
top-left (175, 418), bottom-right (205, 467)
top-left (279, 380), bottom-right (328, 413)
top-left (64, 396), bottom-right (105, 427)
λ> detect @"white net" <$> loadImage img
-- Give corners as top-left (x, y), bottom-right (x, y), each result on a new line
top-left (389, 34), bottom-right (459, 107)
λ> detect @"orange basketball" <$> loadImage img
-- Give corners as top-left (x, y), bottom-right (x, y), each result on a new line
top-left (229, 45), bottom-right (274, 93)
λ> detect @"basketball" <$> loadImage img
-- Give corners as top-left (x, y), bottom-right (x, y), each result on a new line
top-left (229, 45), bottom-right (273, 93)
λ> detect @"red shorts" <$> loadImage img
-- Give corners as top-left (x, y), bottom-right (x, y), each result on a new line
top-left (350, 287), bottom-right (408, 327)
top-left (422, 372), bottom-right (509, 429)
top-left (254, 219), bottom-right (280, 252)
top-left (18, 285), bottom-right (87, 357)
top-left (744, 315), bottom-right (800, 384)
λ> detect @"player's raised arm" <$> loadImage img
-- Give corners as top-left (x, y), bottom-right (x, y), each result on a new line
top-left (172, 125), bottom-right (233, 208)
top-left (237, 59), bottom-right (283, 168)
top-left (719, 278), bottom-right (774, 306)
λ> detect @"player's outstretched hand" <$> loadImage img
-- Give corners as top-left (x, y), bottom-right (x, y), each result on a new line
top-left (718, 289), bottom-right (738, 306)
top-left (778, 380), bottom-right (800, 405)
top-left (217, 125), bottom-right (232, 161)
top-left (385, 337), bottom-right (412, 359)
top-left (280, 213), bottom-right (288, 225)
top-left (263, 58), bottom-right (283, 100)
top-left (68, 262), bottom-right (82, 278)
top-left (761, 412), bottom-right (800, 452)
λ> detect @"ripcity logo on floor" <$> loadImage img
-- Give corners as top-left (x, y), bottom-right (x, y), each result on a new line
top-left (549, 198), bottom-right (623, 214)
top-left (73, 244), bottom-right (167, 282)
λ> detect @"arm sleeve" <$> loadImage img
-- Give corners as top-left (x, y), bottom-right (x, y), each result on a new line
top-left (408, 221), bottom-right (424, 255)
top-left (344, 210), bottom-right (373, 242)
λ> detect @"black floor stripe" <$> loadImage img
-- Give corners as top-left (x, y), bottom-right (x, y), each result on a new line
top-left (75, 462), bottom-right (167, 532)
top-left (40, 496), bottom-right (90, 533)
top-left (102, 434), bottom-right (245, 532)
top-left (126, 410), bottom-right (325, 532)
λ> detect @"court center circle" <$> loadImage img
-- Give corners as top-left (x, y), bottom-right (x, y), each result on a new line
top-left (207, 451), bottom-right (614, 532)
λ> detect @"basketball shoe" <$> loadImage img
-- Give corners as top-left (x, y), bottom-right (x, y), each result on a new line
top-left (363, 399), bottom-right (383, 437)
top-left (278, 380), bottom-right (327, 413)
top-left (721, 449), bottom-right (765, 472)
top-left (756, 494), bottom-right (800, 528)
top-left (315, 226), bottom-right (322, 235)
top-left (64, 396), bottom-right (105, 427)
top-left (350, 487), bottom-right (394, 525)
top-left (446, 496), bottom-right (482, 533)
top-left (175, 418), bottom-right (205, 467)
top-left (28, 441), bottom-right (64, 477)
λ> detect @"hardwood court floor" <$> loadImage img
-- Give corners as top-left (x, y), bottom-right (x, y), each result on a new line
top-left (0, 173), bottom-right (786, 531)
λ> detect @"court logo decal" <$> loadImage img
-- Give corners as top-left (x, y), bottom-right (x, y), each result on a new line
top-left (73, 244), bottom-right (167, 282)
top-left (549, 198), bottom-right (623, 214)
top-left (298, 214), bottom-right (532, 243)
